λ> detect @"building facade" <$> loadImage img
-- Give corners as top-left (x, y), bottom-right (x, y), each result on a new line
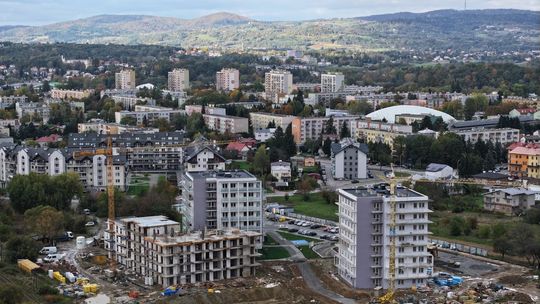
top-left (337, 186), bottom-right (433, 290)
top-left (291, 115), bottom-right (360, 144)
top-left (50, 89), bottom-right (93, 100)
top-left (202, 114), bottom-right (249, 134)
top-left (168, 69), bottom-right (190, 92)
top-left (508, 145), bottom-right (540, 179)
top-left (249, 112), bottom-right (296, 131)
top-left (483, 188), bottom-right (536, 215)
top-left (115, 69), bottom-right (136, 90)
top-left (264, 70), bottom-right (293, 102)
top-left (451, 128), bottom-right (520, 145)
top-left (321, 73), bottom-right (345, 93)
top-left (216, 68), bottom-right (240, 92)
top-left (331, 138), bottom-right (368, 180)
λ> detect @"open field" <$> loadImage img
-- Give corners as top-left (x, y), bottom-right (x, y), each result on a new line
top-left (270, 193), bottom-right (338, 222)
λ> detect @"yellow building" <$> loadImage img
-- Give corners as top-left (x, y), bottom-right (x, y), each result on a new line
top-left (355, 129), bottom-right (407, 148)
top-left (508, 145), bottom-right (540, 179)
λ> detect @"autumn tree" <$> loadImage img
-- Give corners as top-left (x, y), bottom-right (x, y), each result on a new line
top-left (24, 205), bottom-right (65, 242)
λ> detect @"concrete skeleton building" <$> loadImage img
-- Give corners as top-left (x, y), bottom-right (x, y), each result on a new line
top-left (106, 216), bottom-right (261, 288)
top-left (216, 68), bottom-right (240, 92)
top-left (337, 186), bottom-right (433, 290)
top-left (264, 70), bottom-right (293, 103)
top-left (179, 170), bottom-right (264, 248)
top-left (168, 68), bottom-right (190, 92)
top-left (321, 72), bottom-right (345, 93)
top-left (115, 69), bottom-right (136, 90)
top-left (331, 138), bottom-right (368, 180)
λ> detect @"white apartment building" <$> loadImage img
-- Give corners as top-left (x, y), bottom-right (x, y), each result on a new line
top-left (271, 161), bottom-right (291, 183)
top-left (216, 68), bottom-right (240, 92)
top-left (15, 102), bottom-right (50, 123)
top-left (106, 216), bottom-right (260, 288)
top-left (249, 112), bottom-right (296, 131)
top-left (451, 128), bottom-right (520, 145)
top-left (115, 69), bottom-right (136, 90)
top-left (180, 170), bottom-right (264, 247)
top-left (78, 119), bottom-right (159, 135)
top-left (202, 114), bottom-right (249, 134)
top-left (114, 105), bottom-right (185, 125)
top-left (321, 72), bottom-right (345, 93)
top-left (264, 70), bottom-right (293, 102)
top-left (112, 95), bottom-right (156, 110)
top-left (337, 186), bottom-right (433, 290)
top-left (168, 68), bottom-right (190, 92)
top-left (50, 89), bottom-right (94, 100)
top-left (183, 146), bottom-right (226, 172)
top-left (331, 138), bottom-right (368, 180)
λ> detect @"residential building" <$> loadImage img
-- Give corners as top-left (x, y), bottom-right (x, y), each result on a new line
top-left (112, 95), bottom-right (156, 110)
top-left (483, 188), bottom-right (536, 215)
top-left (291, 115), bottom-right (360, 144)
top-left (351, 119), bottom-right (413, 147)
top-left (264, 70), bottom-right (293, 102)
top-left (331, 138), bottom-right (368, 180)
top-left (0, 119), bottom-right (20, 130)
top-left (15, 102), bottom-right (50, 123)
top-left (183, 146), bottom-right (226, 172)
top-left (424, 163), bottom-right (453, 180)
top-left (0, 95), bottom-right (27, 105)
top-left (114, 106), bottom-right (185, 125)
top-left (202, 114), bottom-right (249, 134)
top-left (78, 119), bottom-right (159, 135)
top-left (179, 170), bottom-right (264, 247)
top-left (216, 68), bottom-right (240, 92)
top-left (168, 68), bottom-right (190, 92)
top-left (115, 69), bottom-right (136, 90)
top-left (508, 144), bottom-right (540, 179)
top-left (50, 89), bottom-right (93, 100)
top-left (452, 128), bottom-right (520, 145)
top-left (337, 186), bottom-right (433, 289)
top-left (271, 161), bottom-right (291, 183)
top-left (321, 72), bottom-right (344, 93)
top-left (249, 112), bottom-right (296, 131)
top-left (254, 128), bottom-right (276, 142)
top-left (107, 216), bottom-right (260, 288)
top-left (35, 134), bottom-right (62, 147)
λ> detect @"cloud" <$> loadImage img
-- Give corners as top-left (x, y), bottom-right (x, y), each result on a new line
top-left (0, 0), bottom-right (538, 25)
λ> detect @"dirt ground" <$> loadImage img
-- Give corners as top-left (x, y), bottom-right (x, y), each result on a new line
top-left (309, 259), bottom-right (371, 302)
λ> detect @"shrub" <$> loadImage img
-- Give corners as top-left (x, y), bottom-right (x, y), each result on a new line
top-left (38, 285), bottom-right (59, 295)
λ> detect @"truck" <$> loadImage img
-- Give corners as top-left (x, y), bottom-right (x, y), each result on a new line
top-left (54, 231), bottom-right (74, 242)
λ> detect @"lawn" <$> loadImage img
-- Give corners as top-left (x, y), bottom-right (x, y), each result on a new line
top-left (258, 246), bottom-right (291, 260)
top-left (230, 161), bottom-right (253, 171)
top-left (394, 171), bottom-right (411, 178)
top-left (263, 234), bottom-right (278, 245)
top-left (277, 231), bottom-right (321, 259)
top-left (270, 193), bottom-right (338, 222)
top-left (126, 184), bottom-right (149, 196)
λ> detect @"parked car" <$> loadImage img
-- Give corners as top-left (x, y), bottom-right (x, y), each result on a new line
top-left (44, 253), bottom-right (65, 263)
top-left (39, 246), bottom-right (57, 255)
top-left (310, 224), bottom-right (322, 229)
top-left (294, 221), bottom-right (303, 226)
top-left (85, 221), bottom-right (96, 227)
top-left (320, 235), bottom-right (329, 240)
top-left (306, 231), bottom-right (317, 237)
top-left (351, 179), bottom-right (359, 184)
top-left (329, 235), bottom-right (339, 241)
top-left (301, 222), bottom-right (311, 227)
top-left (288, 220), bottom-right (296, 225)
top-left (288, 228), bottom-right (299, 233)
top-left (83, 208), bottom-right (91, 215)
top-left (368, 172), bottom-right (374, 178)
top-left (329, 228), bottom-right (339, 234)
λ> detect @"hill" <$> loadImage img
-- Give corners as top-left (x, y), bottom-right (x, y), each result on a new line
top-left (0, 9), bottom-right (538, 51)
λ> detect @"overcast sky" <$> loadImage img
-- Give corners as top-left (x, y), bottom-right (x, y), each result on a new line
top-left (0, 0), bottom-right (539, 26)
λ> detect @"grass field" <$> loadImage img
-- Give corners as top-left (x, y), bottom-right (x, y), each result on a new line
top-left (258, 246), bottom-right (291, 260)
top-left (230, 161), bottom-right (253, 171)
top-left (127, 174), bottom-right (151, 196)
top-left (277, 231), bottom-right (321, 259)
top-left (270, 193), bottom-right (338, 222)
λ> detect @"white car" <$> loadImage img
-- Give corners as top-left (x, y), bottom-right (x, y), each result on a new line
top-left (301, 222), bottom-right (311, 227)
top-left (44, 253), bottom-right (65, 263)
top-left (85, 221), bottom-right (96, 227)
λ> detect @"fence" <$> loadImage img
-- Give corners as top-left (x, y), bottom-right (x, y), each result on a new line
top-left (429, 238), bottom-right (488, 257)
top-left (286, 212), bottom-right (338, 226)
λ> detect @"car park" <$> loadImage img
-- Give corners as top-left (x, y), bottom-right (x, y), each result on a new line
top-left (288, 228), bottom-right (299, 233)
top-left (306, 231), bottom-right (317, 237)
top-left (301, 222), bottom-right (310, 227)
top-left (310, 224), bottom-right (322, 229)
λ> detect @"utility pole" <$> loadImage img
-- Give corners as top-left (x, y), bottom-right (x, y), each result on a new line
top-left (464, 0), bottom-right (467, 10)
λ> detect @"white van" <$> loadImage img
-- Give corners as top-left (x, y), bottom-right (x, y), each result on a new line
top-left (44, 253), bottom-right (64, 263)
top-left (39, 246), bottom-right (57, 255)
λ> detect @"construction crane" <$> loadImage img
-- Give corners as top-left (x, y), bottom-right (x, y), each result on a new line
top-left (73, 133), bottom-right (116, 274)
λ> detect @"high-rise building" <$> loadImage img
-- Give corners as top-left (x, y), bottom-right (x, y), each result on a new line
top-left (180, 170), bottom-right (264, 247)
top-left (264, 70), bottom-right (293, 102)
top-left (321, 72), bottom-right (344, 93)
top-left (216, 68), bottom-right (240, 92)
top-left (168, 68), bottom-right (190, 92)
top-left (336, 185), bottom-right (433, 290)
top-left (115, 69), bottom-right (136, 90)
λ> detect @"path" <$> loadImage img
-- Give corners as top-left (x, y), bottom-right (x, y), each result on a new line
top-left (268, 230), bottom-right (356, 304)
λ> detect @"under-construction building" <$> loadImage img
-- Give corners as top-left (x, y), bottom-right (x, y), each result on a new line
top-left (336, 185), bottom-right (433, 289)
top-left (106, 216), bottom-right (261, 287)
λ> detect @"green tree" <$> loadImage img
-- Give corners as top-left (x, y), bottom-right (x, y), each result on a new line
top-left (253, 145), bottom-right (270, 177)
top-left (120, 116), bottom-right (137, 126)
top-left (464, 94), bottom-right (488, 120)
top-left (284, 123), bottom-right (297, 157)
top-left (24, 206), bottom-right (64, 242)
top-left (186, 112), bottom-right (206, 136)
top-left (5, 235), bottom-right (38, 263)
top-left (340, 121), bottom-right (350, 138)
top-left (449, 216), bottom-right (465, 236)
top-left (493, 237), bottom-right (512, 260)
top-left (322, 138), bottom-right (333, 156)
top-left (324, 117), bottom-right (336, 135)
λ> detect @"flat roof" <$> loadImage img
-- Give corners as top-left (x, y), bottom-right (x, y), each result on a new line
top-left (341, 185), bottom-right (426, 199)
top-left (120, 215), bottom-right (179, 227)
top-left (188, 170), bottom-right (256, 180)
top-left (147, 229), bottom-right (261, 246)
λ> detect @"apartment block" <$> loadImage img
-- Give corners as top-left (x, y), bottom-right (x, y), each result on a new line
top-left (451, 128), bottom-right (520, 145)
top-left (168, 68), bottom-right (190, 92)
top-left (351, 120), bottom-right (414, 147)
top-left (216, 68), bottom-right (240, 92)
top-left (321, 73), bottom-right (345, 93)
top-left (291, 115), bottom-right (360, 144)
top-left (112, 95), bottom-right (156, 110)
top-left (115, 69), bottom-right (136, 90)
top-left (249, 112), bottom-right (296, 131)
top-left (179, 170), bottom-right (264, 247)
top-left (78, 119), bottom-right (159, 135)
top-left (114, 105), bottom-right (185, 125)
top-left (202, 114), bottom-right (249, 134)
top-left (15, 102), bottom-right (50, 123)
top-left (331, 138), bottom-right (368, 180)
top-left (337, 186), bottom-right (433, 290)
top-left (107, 216), bottom-right (260, 288)
top-left (0, 95), bottom-right (27, 104)
top-left (50, 89), bottom-right (94, 100)
top-left (264, 70), bottom-right (293, 102)
top-left (483, 188), bottom-right (536, 215)
top-left (508, 144), bottom-right (540, 179)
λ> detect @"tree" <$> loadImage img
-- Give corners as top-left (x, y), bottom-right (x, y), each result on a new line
top-left (186, 112), bottom-right (206, 136)
top-left (464, 94), bottom-right (488, 120)
top-left (322, 137), bottom-right (333, 156)
top-left (284, 123), bottom-right (297, 157)
top-left (493, 237), bottom-right (512, 260)
top-left (324, 117), bottom-right (336, 135)
top-left (267, 121), bottom-right (276, 128)
top-left (24, 206), bottom-right (64, 242)
top-left (449, 216), bottom-right (465, 236)
top-left (0, 285), bottom-right (23, 304)
top-left (340, 121), bottom-right (350, 138)
top-left (41, 80), bottom-right (51, 92)
top-left (253, 145), bottom-right (270, 177)
top-left (120, 116), bottom-right (137, 126)
top-left (321, 190), bottom-right (337, 204)
top-left (5, 235), bottom-right (38, 263)
top-left (298, 177), bottom-right (315, 201)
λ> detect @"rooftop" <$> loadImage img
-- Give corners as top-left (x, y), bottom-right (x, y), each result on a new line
top-left (187, 170), bottom-right (256, 180)
top-left (120, 215), bottom-right (180, 228)
top-left (146, 229), bottom-right (261, 247)
top-left (341, 185), bottom-right (426, 199)
top-left (426, 163), bottom-right (452, 172)
top-left (486, 188), bottom-right (537, 196)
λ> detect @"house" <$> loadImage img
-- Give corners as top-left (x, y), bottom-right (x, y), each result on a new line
top-left (225, 141), bottom-right (252, 160)
top-left (304, 157), bottom-right (316, 168)
top-left (425, 163), bottom-right (453, 180)
top-left (331, 138), bottom-right (368, 180)
top-left (483, 188), bottom-right (536, 215)
top-left (35, 134), bottom-right (63, 147)
top-left (183, 146), bottom-right (226, 172)
top-left (509, 108), bottom-right (536, 118)
top-left (254, 128), bottom-right (276, 142)
top-left (271, 161), bottom-right (291, 183)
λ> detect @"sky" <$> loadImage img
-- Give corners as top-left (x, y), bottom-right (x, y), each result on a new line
top-left (0, 0), bottom-right (539, 26)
